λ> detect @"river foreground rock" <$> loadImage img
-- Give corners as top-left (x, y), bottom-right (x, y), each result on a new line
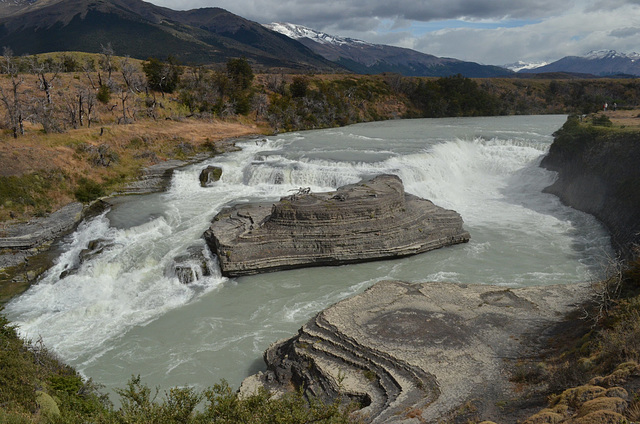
top-left (203, 174), bottom-right (470, 276)
top-left (241, 280), bottom-right (591, 423)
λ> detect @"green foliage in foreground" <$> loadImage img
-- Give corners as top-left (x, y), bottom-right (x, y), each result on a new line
top-left (0, 308), bottom-right (359, 423)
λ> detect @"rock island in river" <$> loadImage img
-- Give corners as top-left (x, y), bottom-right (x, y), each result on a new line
top-left (204, 174), bottom-right (470, 276)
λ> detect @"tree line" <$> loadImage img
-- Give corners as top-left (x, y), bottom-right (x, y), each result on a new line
top-left (1, 46), bottom-right (640, 139)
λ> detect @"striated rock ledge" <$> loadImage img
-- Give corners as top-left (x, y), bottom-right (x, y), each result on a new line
top-left (204, 174), bottom-right (470, 277)
top-left (242, 280), bottom-right (591, 423)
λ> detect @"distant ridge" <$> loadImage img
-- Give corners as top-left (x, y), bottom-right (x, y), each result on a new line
top-left (265, 22), bottom-right (514, 78)
top-left (0, 0), bottom-right (340, 70)
top-left (519, 50), bottom-right (640, 76)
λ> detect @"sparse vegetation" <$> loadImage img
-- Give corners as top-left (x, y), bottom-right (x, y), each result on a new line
top-left (0, 307), bottom-right (360, 423)
top-left (514, 251), bottom-right (640, 423)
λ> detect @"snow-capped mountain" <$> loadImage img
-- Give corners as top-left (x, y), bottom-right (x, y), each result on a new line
top-left (519, 50), bottom-right (640, 76)
top-left (585, 49), bottom-right (640, 61)
top-left (503, 60), bottom-right (549, 73)
top-left (266, 22), bottom-right (371, 47)
top-left (265, 22), bottom-right (513, 78)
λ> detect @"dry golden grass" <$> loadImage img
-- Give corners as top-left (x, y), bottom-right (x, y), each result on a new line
top-left (0, 111), bottom-right (267, 222)
top-left (602, 108), bottom-right (640, 129)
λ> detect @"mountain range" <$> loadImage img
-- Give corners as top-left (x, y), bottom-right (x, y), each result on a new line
top-left (265, 22), bottom-right (513, 78)
top-left (0, 0), bottom-right (339, 71)
top-left (0, 0), bottom-right (513, 77)
top-left (0, 0), bottom-right (636, 78)
top-left (518, 50), bottom-right (640, 76)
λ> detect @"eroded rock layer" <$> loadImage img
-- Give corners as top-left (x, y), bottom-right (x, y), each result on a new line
top-left (241, 280), bottom-right (591, 423)
top-left (203, 174), bottom-right (470, 276)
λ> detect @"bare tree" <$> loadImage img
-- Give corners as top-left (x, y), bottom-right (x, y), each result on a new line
top-left (121, 56), bottom-right (144, 94)
top-left (81, 87), bottom-right (97, 128)
top-left (62, 90), bottom-right (80, 129)
top-left (30, 56), bottom-right (61, 105)
top-left (0, 47), bottom-right (25, 137)
top-left (118, 87), bottom-right (130, 124)
top-left (99, 42), bottom-right (116, 87)
top-left (82, 58), bottom-right (98, 90)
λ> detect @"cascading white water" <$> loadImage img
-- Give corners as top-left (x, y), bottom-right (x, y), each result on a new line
top-left (5, 115), bottom-right (613, 398)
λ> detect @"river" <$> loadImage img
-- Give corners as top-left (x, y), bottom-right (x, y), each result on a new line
top-left (6, 115), bottom-right (613, 398)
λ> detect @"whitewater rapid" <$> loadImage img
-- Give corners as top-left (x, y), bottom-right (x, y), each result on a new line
top-left (5, 115), bottom-right (612, 396)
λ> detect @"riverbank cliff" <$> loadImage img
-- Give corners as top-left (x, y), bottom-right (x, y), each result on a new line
top-left (540, 114), bottom-right (640, 258)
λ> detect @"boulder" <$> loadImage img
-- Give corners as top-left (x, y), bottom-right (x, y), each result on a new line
top-left (203, 174), bottom-right (470, 277)
top-left (199, 166), bottom-right (223, 187)
top-left (168, 245), bottom-right (213, 284)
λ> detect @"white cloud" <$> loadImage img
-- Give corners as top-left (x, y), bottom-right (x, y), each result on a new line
top-left (148, 0), bottom-right (640, 65)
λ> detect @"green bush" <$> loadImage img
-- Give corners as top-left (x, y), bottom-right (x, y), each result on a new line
top-left (592, 114), bottom-right (613, 127)
top-left (96, 84), bottom-right (111, 104)
top-left (74, 177), bottom-right (105, 202)
top-left (143, 56), bottom-right (182, 93)
top-left (112, 376), bottom-right (359, 424)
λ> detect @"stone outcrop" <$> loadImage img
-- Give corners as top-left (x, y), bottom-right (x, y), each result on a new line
top-left (241, 280), bottom-right (591, 423)
top-left (0, 202), bottom-right (84, 251)
top-left (0, 201), bottom-right (102, 300)
top-left (168, 245), bottom-right (215, 284)
top-left (540, 118), bottom-right (640, 258)
top-left (203, 174), bottom-right (469, 277)
top-left (199, 166), bottom-right (223, 187)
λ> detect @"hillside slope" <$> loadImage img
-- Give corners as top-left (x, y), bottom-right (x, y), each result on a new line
top-left (0, 0), bottom-right (340, 70)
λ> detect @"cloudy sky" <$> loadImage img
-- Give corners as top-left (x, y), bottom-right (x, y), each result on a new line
top-left (148, 0), bottom-right (640, 66)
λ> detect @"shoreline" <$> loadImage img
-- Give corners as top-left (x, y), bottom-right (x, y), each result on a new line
top-left (0, 133), bottom-right (257, 304)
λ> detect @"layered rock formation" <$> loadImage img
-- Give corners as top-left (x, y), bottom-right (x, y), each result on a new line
top-left (204, 175), bottom-right (470, 276)
top-left (242, 280), bottom-right (591, 423)
top-left (541, 117), bottom-right (640, 258)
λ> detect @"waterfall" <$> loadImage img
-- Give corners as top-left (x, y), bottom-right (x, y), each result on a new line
top-left (5, 115), bottom-right (612, 395)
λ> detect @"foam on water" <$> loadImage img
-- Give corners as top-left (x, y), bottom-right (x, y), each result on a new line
top-left (5, 115), bottom-right (613, 396)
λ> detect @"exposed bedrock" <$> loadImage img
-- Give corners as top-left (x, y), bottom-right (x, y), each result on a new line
top-left (241, 280), bottom-right (591, 423)
top-left (540, 121), bottom-right (640, 258)
top-left (203, 174), bottom-right (470, 276)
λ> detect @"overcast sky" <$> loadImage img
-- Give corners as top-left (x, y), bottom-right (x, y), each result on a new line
top-left (148, 0), bottom-right (640, 66)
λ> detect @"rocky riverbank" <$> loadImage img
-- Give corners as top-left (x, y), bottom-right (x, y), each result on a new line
top-left (0, 136), bottom-right (243, 303)
top-left (540, 114), bottom-right (640, 258)
top-left (204, 174), bottom-right (470, 276)
top-left (241, 280), bottom-right (591, 423)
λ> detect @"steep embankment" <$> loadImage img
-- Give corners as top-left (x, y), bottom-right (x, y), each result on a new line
top-left (541, 114), bottom-right (640, 257)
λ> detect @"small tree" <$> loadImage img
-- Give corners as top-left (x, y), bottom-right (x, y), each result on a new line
top-left (143, 56), bottom-right (181, 94)
top-left (30, 56), bottom-right (61, 105)
top-left (225, 58), bottom-right (254, 115)
top-left (226, 57), bottom-right (253, 90)
top-left (290, 76), bottom-right (309, 98)
top-left (99, 42), bottom-right (116, 85)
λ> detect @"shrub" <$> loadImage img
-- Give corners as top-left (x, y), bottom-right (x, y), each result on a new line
top-left (143, 56), bottom-right (182, 94)
top-left (74, 177), bottom-right (105, 202)
top-left (592, 114), bottom-right (613, 127)
top-left (96, 84), bottom-right (111, 104)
